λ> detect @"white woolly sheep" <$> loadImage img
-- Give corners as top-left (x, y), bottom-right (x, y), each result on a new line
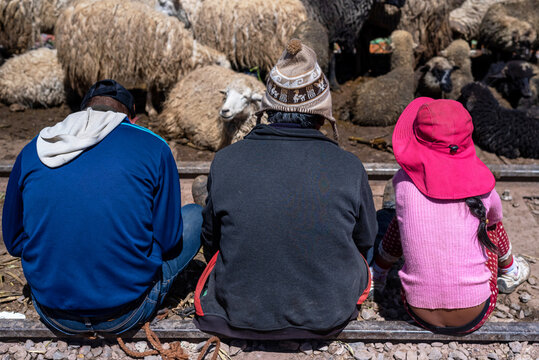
top-left (0, 47), bottom-right (65, 108)
top-left (184, 0), bottom-right (308, 74)
top-left (441, 39), bottom-right (474, 100)
top-left (159, 65), bottom-right (265, 151)
top-left (352, 30), bottom-right (415, 126)
top-left (0, 0), bottom-right (189, 55)
top-left (415, 56), bottom-right (456, 99)
top-left (479, 0), bottom-right (538, 59)
top-left (449, 0), bottom-right (504, 40)
top-left (55, 0), bottom-right (230, 117)
top-left (0, 0), bottom-right (40, 54)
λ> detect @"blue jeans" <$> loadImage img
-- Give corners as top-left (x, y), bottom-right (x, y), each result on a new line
top-left (365, 208), bottom-right (396, 265)
top-left (33, 204), bottom-right (202, 335)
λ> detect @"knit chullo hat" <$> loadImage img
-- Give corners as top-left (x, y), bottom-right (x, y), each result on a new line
top-left (256, 39), bottom-right (338, 140)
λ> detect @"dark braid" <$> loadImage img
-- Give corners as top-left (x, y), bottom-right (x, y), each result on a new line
top-left (465, 197), bottom-right (497, 252)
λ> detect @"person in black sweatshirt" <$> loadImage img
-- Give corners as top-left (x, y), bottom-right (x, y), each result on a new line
top-left (193, 39), bottom-right (377, 339)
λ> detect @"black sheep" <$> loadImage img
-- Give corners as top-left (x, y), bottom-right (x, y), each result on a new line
top-left (483, 60), bottom-right (535, 108)
top-left (458, 82), bottom-right (539, 159)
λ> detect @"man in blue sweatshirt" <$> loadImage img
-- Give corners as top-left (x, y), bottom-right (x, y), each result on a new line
top-left (2, 80), bottom-right (201, 334)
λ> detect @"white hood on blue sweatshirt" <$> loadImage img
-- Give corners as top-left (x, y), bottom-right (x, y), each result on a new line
top-left (36, 108), bottom-right (127, 168)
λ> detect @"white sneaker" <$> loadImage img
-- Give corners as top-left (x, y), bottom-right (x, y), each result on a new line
top-left (369, 266), bottom-right (387, 296)
top-left (497, 256), bottom-right (530, 294)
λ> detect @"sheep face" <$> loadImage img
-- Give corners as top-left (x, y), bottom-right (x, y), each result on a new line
top-left (418, 57), bottom-right (457, 95)
top-left (219, 86), bottom-right (262, 122)
top-left (155, 0), bottom-right (190, 27)
top-left (487, 60), bottom-right (535, 106)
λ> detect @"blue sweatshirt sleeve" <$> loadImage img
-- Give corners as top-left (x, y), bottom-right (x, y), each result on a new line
top-left (152, 148), bottom-right (183, 257)
top-left (2, 153), bottom-right (28, 257)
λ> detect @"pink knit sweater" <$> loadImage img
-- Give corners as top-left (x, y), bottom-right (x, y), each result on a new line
top-left (394, 170), bottom-right (503, 309)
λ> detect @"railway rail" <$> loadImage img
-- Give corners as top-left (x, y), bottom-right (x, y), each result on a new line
top-left (0, 319), bottom-right (537, 343)
top-left (1, 162), bottom-right (539, 180)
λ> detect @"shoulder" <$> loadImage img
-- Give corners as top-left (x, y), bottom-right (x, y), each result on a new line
top-left (116, 122), bottom-right (170, 149)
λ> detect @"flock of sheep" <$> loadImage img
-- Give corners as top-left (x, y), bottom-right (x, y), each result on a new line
top-left (0, 0), bottom-right (537, 158)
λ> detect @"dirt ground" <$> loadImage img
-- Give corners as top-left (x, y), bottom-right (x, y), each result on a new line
top-left (0, 83), bottom-right (538, 324)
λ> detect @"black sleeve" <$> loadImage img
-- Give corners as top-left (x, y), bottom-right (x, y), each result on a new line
top-left (352, 169), bottom-right (378, 257)
top-left (201, 169), bottom-right (221, 262)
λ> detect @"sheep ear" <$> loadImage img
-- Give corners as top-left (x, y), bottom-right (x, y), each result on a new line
top-left (418, 65), bottom-right (430, 73)
top-left (251, 93), bottom-right (263, 102)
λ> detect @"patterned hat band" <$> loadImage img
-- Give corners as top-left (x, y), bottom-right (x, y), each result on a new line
top-left (266, 75), bottom-right (329, 106)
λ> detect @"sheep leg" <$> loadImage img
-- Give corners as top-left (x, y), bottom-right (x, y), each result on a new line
top-left (329, 52), bottom-right (340, 90)
top-left (145, 87), bottom-right (158, 118)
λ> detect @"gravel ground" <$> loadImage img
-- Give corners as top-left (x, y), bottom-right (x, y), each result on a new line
top-left (0, 338), bottom-right (537, 360)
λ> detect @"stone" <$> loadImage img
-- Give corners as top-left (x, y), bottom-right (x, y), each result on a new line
top-left (406, 350), bottom-right (417, 360)
top-left (56, 343), bottom-right (67, 354)
top-left (37, 355), bottom-right (45, 360)
top-left (0, 345), bottom-right (10, 355)
top-left (44, 349), bottom-right (56, 360)
top-left (361, 309), bottom-right (376, 321)
top-left (494, 311), bottom-right (507, 318)
top-left (486, 353), bottom-right (498, 360)
top-left (78, 346), bottom-right (91, 357)
top-left (9, 346), bottom-right (22, 355)
top-left (519, 310), bottom-right (525, 319)
top-left (512, 202), bottom-right (520, 208)
top-left (500, 190), bottom-right (512, 201)
top-left (24, 341), bottom-right (35, 351)
top-left (509, 342), bottom-right (522, 354)
top-left (394, 350), bottom-right (406, 360)
top-left (384, 343), bottom-right (394, 352)
top-left (527, 277), bottom-right (536, 285)
top-left (299, 342), bottom-right (313, 355)
top-left (418, 350), bottom-right (429, 360)
top-left (354, 350), bottom-right (372, 360)
top-left (228, 344), bottom-right (242, 356)
top-left (431, 343), bottom-right (443, 348)
top-left (428, 349), bottom-right (442, 360)
top-left (317, 345), bottom-right (329, 352)
top-left (13, 351), bottom-right (26, 360)
top-left (519, 293), bottom-right (531, 303)
top-left (460, 348), bottom-right (469, 357)
top-left (134, 342), bottom-right (147, 353)
top-left (328, 343), bottom-right (341, 355)
top-left (195, 341), bottom-right (207, 352)
top-left (66, 354), bottom-right (76, 360)
top-left (510, 303), bottom-right (521, 311)
top-left (143, 356), bottom-right (160, 360)
top-left (449, 350), bottom-right (467, 360)
top-left (90, 348), bottom-right (102, 357)
top-left (101, 346), bottom-right (112, 360)
top-left (52, 352), bottom-right (65, 360)
top-left (497, 304), bottom-right (510, 313)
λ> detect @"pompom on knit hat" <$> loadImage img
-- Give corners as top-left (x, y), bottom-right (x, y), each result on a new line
top-left (256, 39), bottom-right (338, 140)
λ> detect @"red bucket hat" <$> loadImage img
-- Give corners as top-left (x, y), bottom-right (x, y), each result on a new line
top-left (393, 97), bottom-right (495, 200)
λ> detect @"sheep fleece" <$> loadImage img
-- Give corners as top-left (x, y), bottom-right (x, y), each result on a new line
top-left (0, 48), bottom-right (65, 107)
top-left (55, 0), bottom-right (228, 96)
top-left (159, 66), bottom-right (265, 151)
top-left (188, 0), bottom-right (308, 73)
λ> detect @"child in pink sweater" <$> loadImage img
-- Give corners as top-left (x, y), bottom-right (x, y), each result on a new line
top-left (372, 98), bottom-right (530, 334)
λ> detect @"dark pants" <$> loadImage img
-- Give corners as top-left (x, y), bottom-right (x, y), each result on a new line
top-left (33, 204), bottom-right (203, 335)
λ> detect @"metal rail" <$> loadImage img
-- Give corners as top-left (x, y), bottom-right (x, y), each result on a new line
top-left (0, 320), bottom-right (537, 342)
top-left (1, 162), bottom-right (538, 180)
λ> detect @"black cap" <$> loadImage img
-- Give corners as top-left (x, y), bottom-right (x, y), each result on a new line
top-left (80, 79), bottom-right (136, 118)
